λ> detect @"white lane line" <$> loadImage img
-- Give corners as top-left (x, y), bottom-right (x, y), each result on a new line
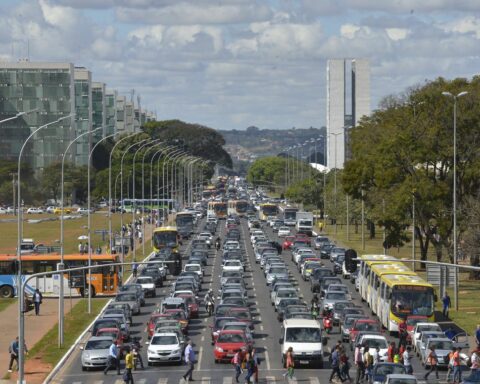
top-left (265, 350), bottom-right (271, 371)
top-left (197, 346), bottom-right (204, 369)
top-left (201, 377), bottom-right (211, 384)
top-left (136, 379), bottom-right (147, 384)
top-left (201, 335), bottom-right (205, 342)
top-left (113, 380), bottom-right (123, 384)
top-left (157, 379), bottom-right (168, 384)
top-left (309, 377), bottom-right (320, 384)
top-left (259, 324), bottom-right (264, 331)
top-left (265, 376), bottom-right (276, 383)
top-left (223, 377), bottom-right (233, 384)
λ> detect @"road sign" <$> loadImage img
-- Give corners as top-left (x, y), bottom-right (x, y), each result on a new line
top-left (426, 264), bottom-right (457, 296)
top-left (94, 229), bottom-right (109, 241)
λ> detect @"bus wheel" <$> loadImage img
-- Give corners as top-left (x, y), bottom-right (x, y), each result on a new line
top-left (81, 285), bottom-right (96, 298)
top-left (0, 285), bottom-right (14, 298)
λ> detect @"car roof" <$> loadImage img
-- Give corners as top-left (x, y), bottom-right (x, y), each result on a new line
top-left (88, 336), bottom-right (114, 342)
top-left (151, 332), bottom-right (179, 337)
top-left (283, 319), bottom-right (321, 327)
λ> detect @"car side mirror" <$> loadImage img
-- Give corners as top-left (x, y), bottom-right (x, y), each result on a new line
top-left (322, 336), bottom-right (328, 346)
top-left (79, 346), bottom-right (84, 350)
top-left (145, 341), bottom-right (150, 345)
top-left (279, 337), bottom-right (284, 344)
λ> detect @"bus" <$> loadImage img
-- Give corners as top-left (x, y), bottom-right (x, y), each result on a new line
top-left (377, 274), bottom-right (435, 332)
top-left (367, 263), bottom-right (416, 315)
top-left (227, 200), bottom-right (248, 217)
top-left (153, 226), bottom-right (180, 253)
top-left (207, 201), bottom-right (227, 219)
top-left (175, 212), bottom-right (195, 238)
top-left (283, 207), bottom-right (299, 226)
top-left (0, 254), bottom-right (120, 298)
top-left (258, 203), bottom-right (279, 222)
top-left (120, 199), bottom-right (177, 213)
top-left (357, 255), bottom-right (397, 301)
top-left (202, 186), bottom-right (217, 200)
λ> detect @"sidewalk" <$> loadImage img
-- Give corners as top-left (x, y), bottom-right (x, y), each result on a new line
top-left (0, 297), bottom-right (80, 381)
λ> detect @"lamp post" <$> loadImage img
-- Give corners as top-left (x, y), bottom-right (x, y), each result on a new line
top-left (0, 108), bottom-right (38, 125)
top-left (59, 126), bottom-right (102, 346)
top-left (442, 90), bottom-right (468, 311)
top-left (412, 189), bottom-right (416, 272)
top-left (162, 149), bottom-right (184, 220)
top-left (330, 132), bottom-right (343, 234)
top-left (169, 151), bottom-right (187, 212)
top-left (17, 114), bottom-right (74, 383)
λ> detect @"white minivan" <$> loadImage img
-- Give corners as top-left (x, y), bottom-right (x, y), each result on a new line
top-left (279, 319), bottom-right (325, 368)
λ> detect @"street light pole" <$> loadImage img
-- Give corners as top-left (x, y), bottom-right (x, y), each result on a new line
top-left (59, 126), bottom-right (102, 346)
top-left (0, 108), bottom-right (38, 125)
top-left (330, 132), bottom-right (342, 234)
top-left (412, 189), bottom-right (416, 272)
top-left (442, 90), bottom-right (468, 311)
top-left (17, 114), bottom-right (74, 383)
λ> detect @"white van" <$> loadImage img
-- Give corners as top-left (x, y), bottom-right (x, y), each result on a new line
top-left (279, 319), bottom-right (325, 368)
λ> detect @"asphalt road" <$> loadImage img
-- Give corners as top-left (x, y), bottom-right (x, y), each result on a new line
top-left (53, 217), bottom-right (447, 384)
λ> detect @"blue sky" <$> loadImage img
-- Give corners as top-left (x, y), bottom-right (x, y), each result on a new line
top-left (1, 0), bottom-right (479, 130)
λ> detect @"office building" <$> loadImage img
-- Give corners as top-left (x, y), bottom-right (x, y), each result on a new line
top-left (92, 82), bottom-right (106, 140)
top-left (0, 61), bottom-right (75, 171)
top-left (326, 58), bottom-right (370, 169)
top-left (105, 89), bottom-right (117, 136)
top-left (74, 67), bottom-right (92, 166)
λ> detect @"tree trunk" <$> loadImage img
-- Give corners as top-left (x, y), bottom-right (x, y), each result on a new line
top-left (418, 227), bottom-right (430, 264)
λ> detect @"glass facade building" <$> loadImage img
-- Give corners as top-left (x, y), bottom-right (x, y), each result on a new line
top-left (0, 61), bottom-right (75, 171)
top-left (74, 67), bottom-right (92, 166)
top-left (92, 82), bottom-right (106, 141)
top-left (105, 89), bottom-right (117, 136)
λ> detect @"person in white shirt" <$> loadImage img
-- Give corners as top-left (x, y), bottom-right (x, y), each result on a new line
top-left (403, 346), bottom-right (413, 374)
top-left (183, 340), bottom-right (196, 382)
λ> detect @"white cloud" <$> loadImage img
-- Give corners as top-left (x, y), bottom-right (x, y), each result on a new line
top-left (385, 28), bottom-right (409, 40)
top-left (341, 24), bottom-right (361, 39)
top-left (441, 16), bottom-right (480, 39)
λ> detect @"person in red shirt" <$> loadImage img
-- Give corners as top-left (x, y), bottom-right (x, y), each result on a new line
top-left (398, 320), bottom-right (408, 348)
top-left (387, 342), bottom-right (396, 363)
top-left (453, 347), bottom-right (462, 384)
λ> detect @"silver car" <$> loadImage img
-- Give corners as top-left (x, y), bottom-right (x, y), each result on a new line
top-left (321, 291), bottom-right (351, 309)
top-left (81, 336), bottom-right (113, 370)
top-left (115, 292), bottom-right (141, 315)
top-left (266, 267), bottom-right (289, 285)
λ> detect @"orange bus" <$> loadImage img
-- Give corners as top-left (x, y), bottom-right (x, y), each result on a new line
top-left (0, 254), bottom-right (120, 298)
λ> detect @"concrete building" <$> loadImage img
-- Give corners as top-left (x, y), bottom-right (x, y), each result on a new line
top-left (326, 58), bottom-right (370, 169)
top-left (105, 89), bottom-right (117, 136)
top-left (92, 82), bottom-right (106, 140)
top-left (115, 95), bottom-right (127, 134)
top-left (74, 67), bottom-right (92, 166)
top-left (0, 61), bottom-right (75, 171)
top-left (125, 100), bottom-right (135, 133)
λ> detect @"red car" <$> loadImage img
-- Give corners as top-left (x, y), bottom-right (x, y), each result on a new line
top-left (162, 309), bottom-right (189, 334)
top-left (178, 294), bottom-right (199, 319)
top-left (209, 317), bottom-right (238, 345)
top-left (406, 315), bottom-right (428, 344)
top-left (282, 236), bottom-right (295, 250)
top-left (96, 327), bottom-right (124, 346)
top-left (226, 307), bottom-right (254, 330)
top-left (213, 330), bottom-right (250, 363)
top-left (350, 319), bottom-right (382, 343)
top-left (147, 313), bottom-right (166, 339)
top-left (295, 233), bottom-right (309, 240)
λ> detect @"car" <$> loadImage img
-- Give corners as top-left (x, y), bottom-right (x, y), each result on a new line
top-left (225, 307), bottom-right (254, 330)
top-left (266, 266), bottom-right (290, 285)
top-left (221, 322), bottom-right (254, 344)
top-left (91, 318), bottom-right (123, 338)
top-left (101, 313), bottom-right (130, 340)
top-left (81, 336), bottom-right (112, 370)
top-left (341, 314), bottom-right (367, 341)
top-left (141, 267), bottom-right (164, 287)
top-left (332, 254), bottom-right (345, 274)
top-left (26, 207), bottom-right (44, 214)
top-left (320, 244), bottom-right (335, 259)
top-left (213, 330), bottom-right (250, 363)
top-left (209, 317), bottom-right (238, 344)
top-left (183, 263), bottom-right (203, 279)
top-left (350, 319), bottom-right (383, 343)
top-left (329, 247), bottom-right (346, 263)
top-left (331, 300), bottom-right (356, 325)
top-left (310, 268), bottom-right (335, 293)
top-left (147, 332), bottom-right (183, 365)
top-left (53, 207), bottom-right (72, 214)
top-left (421, 338), bottom-right (454, 367)
top-left (412, 323), bottom-right (442, 353)
top-left (222, 260), bottom-right (244, 273)
top-left (358, 334), bottom-right (389, 361)
top-left (405, 315), bottom-right (428, 344)
top-left (106, 303), bottom-right (132, 324)
top-left (177, 294), bottom-right (200, 319)
top-left (278, 226), bottom-right (291, 237)
top-left (0, 207), bottom-right (7, 214)
top-left (76, 207), bottom-right (90, 214)
top-left (282, 236), bottom-right (295, 250)
top-left (321, 291), bottom-right (351, 309)
top-left (276, 298), bottom-right (305, 322)
top-left (415, 331), bottom-right (446, 358)
top-left (314, 236), bottom-right (330, 250)
top-left (270, 282), bottom-right (295, 303)
top-left (371, 364), bottom-right (407, 384)
top-left (135, 276), bottom-right (156, 297)
top-left (220, 270), bottom-right (243, 285)
top-left (118, 283), bottom-right (145, 306)
top-left (273, 288), bottom-right (299, 309)
top-left (95, 327), bottom-right (124, 350)
top-left (114, 292), bottom-right (141, 315)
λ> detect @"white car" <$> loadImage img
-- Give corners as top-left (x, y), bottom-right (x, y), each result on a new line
top-left (278, 227), bottom-right (291, 237)
top-left (147, 333), bottom-right (183, 365)
top-left (0, 207), bottom-right (6, 214)
top-left (135, 276), bottom-right (156, 298)
top-left (384, 374), bottom-right (418, 384)
top-left (26, 207), bottom-right (44, 214)
top-left (222, 260), bottom-right (244, 272)
top-left (184, 263), bottom-right (203, 278)
top-left (198, 232), bottom-right (212, 246)
top-left (77, 207), bottom-right (89, 214)
top-left (46, 206), bottom-right (56, 214)
top-left (358, 335), bottom-right (389, 361)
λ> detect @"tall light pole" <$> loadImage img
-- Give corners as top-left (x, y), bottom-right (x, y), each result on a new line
top-left (442, 90), bottom-right (468, 311)
top-left (162, 148), bottom-right (183, 221)
top-left (58, 126), bottom-right (102, 346)
top-left (412, 189), bottom-right (416, 272)
top-left (17, 113), bottom-right (74, 383)
top-left (330, 132), bottom-right (343, 234)
top-left (0, 108), bottom-right (38, 125)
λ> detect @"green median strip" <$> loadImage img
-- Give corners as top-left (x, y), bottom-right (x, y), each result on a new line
top-left (0, 298), bottom-right (16, 313)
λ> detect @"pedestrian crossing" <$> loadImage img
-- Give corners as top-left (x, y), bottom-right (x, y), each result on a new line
top-left (67, 376), bottom-right (327, 384)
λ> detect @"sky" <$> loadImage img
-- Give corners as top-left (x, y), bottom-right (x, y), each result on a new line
top-left (1, 0), bottom-right (480, 130)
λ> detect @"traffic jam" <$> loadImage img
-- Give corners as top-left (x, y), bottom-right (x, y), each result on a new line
top-left (75, 177), bottom-right (477, 384)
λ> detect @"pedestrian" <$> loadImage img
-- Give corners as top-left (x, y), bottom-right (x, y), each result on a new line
top-left (232, 349), bottom-right (244, 383)
top-left (447, 347), bottom-right (456, 382)
top-left (132, 263), bottom-right (138, 278)
top-left (403, 346), bottom-right (413, 374)
top-left (340, 350), bottom-right (351, 382)
top-left (424, 346), bottom-right (439, 380)
top-left (387, 341), bottom-right (396, 363)
top-left (8, 337), bottom-right (28, 372)
top-left (453, 347), bottom-right (462, 384)
top-left (104, 340), bottom-right (120, 375)
top-left (476, 324), bottom-right (480, 348)
top-left (354, 344), bottom-right (365, 384)
top-left (32, 288), bottom-right (43, 316)
top-left (363, 346), bottom-right (373, 384)
top-left (398, 319), bottom-right (408, 349)
top-left (182, 340), bottom-right (195, 382)
top-left (96, 245), bottom-right (102, 254)
top-left (471, 348), bottom-right (480, 373)
top-left (372, 346), bottom-right (381, 366)
top-left (329, 345), bottom-right (345, 383)
top-left (283, 346), bottom-right (294, 380)
top-left (138, 231), bottom-right (143, 244)
top-left (251, 348), bottom-right (260, 384)
top-left (78, 242), bottom-right (83, 255)
top-left (123, 347), bottom-right (134, 384)
top-left (244, 351), bottom-right (255, 384)
top-left (442, 293), bottom-right (451, 318)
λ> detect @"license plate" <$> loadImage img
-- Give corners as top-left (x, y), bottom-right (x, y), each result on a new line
top-left (299, 360), bottom-right (309, 364)
top-left (226, 353), bottom-right (234, 357)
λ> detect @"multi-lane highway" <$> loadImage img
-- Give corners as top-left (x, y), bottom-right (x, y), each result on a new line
top-left (53, 216), bottom-right (433, 384)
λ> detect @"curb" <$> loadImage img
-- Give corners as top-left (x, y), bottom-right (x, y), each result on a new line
top-left (44, 251), bottom-right (155, 384)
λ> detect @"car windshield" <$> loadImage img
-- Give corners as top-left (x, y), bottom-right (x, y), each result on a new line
top-left (185, 266), bottom-right (200, 271)
top-left (364, 338), bottom-right (388, 349)
top-left (330, 286), bottom-right (348, 293)
top-left (345, 317), bottom-right (364, 326)
top-left (151, 335), bottom-right (178, 345)
top-left (326, 292), bottom-right (348, 300)
top-left (429, 340), bottom-right (452, 350)
top-left (85, 339), bottom-right (112, 350)
top-left (285, 327), bottom-right (321, 343)
top-left (119, 285), bottom-right (138, 292)
top-left (137, 277), bottom-right (153, 284)
top-left (356, 322), bottom-right (381, 332)
top-left (375, 365), bottom-right (406, 376)
top-left (270, 267), bottom-right (287, 274)
top-left (278, 290), bottom-right (297, 298)
top-left (116, 293), bottom-right (136, 301)
top-left (217, 333), bottom-right (246, 343)
top-left (97, 331), bottom-right (117, 338)
top-left (224, 324), bottom-right (246, 332)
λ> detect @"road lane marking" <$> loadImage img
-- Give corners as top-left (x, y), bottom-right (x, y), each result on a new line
top-left (156, 379), bottom-right (168, 384)
top-left (197, 345), bottom-right (204, 369)
top-left (136, 379), bottom-right (147, 384)
top-left (309, 377), bottom-right (320, 384)
top-left (201, 335), bottom-right (205, 342)
top-left (265, 376), bottom-right (276, 383)
top-left (201, 377), bottom-right (211, 384)
top-left (223, 377), bottom-right (233, 384)
top-left (265, 350), bottom-right (271, 371)
top-left (259, 324), bottom-right (264, 331)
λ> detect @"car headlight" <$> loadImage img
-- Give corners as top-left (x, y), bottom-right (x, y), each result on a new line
top-left (148, 348), bottom-right (155, 354)
top-left (172, 347), bottom-right (181, 353)
top-left (215, 346), bottom-right (224, 352)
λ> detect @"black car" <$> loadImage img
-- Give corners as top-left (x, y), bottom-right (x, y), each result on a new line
top-left (276, 298), bottom-right (305, 322)
top-left (332, 254), bottom-right (345, 275)
top-left (320, 244), bottom-right (335, 259)
top-left (310, 268), bottom-right (335, 293)
top-left (140, 267), bottom-right (163, 287)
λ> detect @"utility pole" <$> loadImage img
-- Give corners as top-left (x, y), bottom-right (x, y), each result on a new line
top-left (10, 173), bottom-right (17, 215)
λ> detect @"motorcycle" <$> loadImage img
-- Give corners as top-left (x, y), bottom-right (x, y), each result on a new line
top-left (206, 300), bottom-right (215, 316)
top-left (311, 303), bottom-right (319, 320)
top-left (323, 316), bottom-right (333, 334)
top-left (131, 337), bottom-right (144, 370)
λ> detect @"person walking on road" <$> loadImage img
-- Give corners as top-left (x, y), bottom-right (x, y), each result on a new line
top-left (104, 340), bottom-right (120, 375)
top-left (283, 346), bottom-right (295, 380)
top-left (329, 345), bottom-right (345, 383)
top-left (442, 293), bottom-right (451, 318)
top-left (251, 348), bottom-right (260, 384)
top-left (340, 350), bottom-right (351, 382)
top-left (132, 263), bottom-right (138, 278)
top-left (244, 350), bottom-right (255, 384)
top-left (354, 344), bottom-right (365, 384)
top-left (403, 346), bottom-right (413, 374)
top-left (475, 324), bottom-right (480, 348)
top-left (183, 340), bottom-right (195, 382)
top-left (8, 337), bottom-right (28, 372)
top-left (471, 347), bottom-right (480, 374)
top-left (232, 349), bottom-right (245, 383)
top-left (123, 347), bottom-right (134, 384)
top-left (424, 346), bottom-right (439, 380)
top-left (32, 288), bottom-right (43, 316)
top-left (452, 347), bottom-right (462, 384)
top-left (363, 346), bottom-right (374, 384)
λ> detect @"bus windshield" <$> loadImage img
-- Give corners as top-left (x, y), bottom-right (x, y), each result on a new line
top-left (261, 205), bottom-right (278, 216)
top-left (215, 204), bottom-right (227, 213)
top-left (391, 286), bottom-right (434, 317)
top-left (284, 209), bottom-right (298, 220)
top-left (176, 215), bottom-right (193, 226)
top-left (236, 202), bottom-right (248, 212)
top-left (154, 231), bottom-right (178, 249)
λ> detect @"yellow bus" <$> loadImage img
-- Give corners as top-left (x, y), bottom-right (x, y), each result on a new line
top-left (377, 274), bottom-right (435, 333)
top-left (0, 254), bottom-right (120, 298)
top-left (368, 263), bottom-right (416, 315)
top-left (357, 255), bottom-right (398, 301)
top-left (207, 201), bottom-right (227, 219)
top-left (153, 226), bottom-right (180, 253)
top-left (258, 203), bottom-right (278, 221)
top-left (227, 200), bottom-right (248, 217)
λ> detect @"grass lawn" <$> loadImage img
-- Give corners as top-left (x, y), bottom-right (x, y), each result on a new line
top-left (27, 298), bottom-right (109, 366)
top-left (320, 222), bottom-right (480, 335)
top-left (0, 298), bottom-right (16, 313)
top-left (0, 212), bottom-right (124, 255)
